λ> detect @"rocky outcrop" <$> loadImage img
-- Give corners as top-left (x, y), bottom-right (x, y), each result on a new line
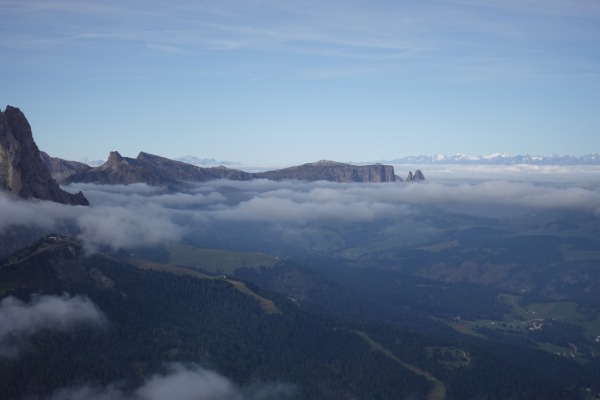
top-left (0, 106), bottom-right (89, 205)
top-left (64, 151), bottom-right (253, 186)
top-left (40, 151), bottom-right (92, 182)
top-left (406, 169), bottom-right (425, 182)
top-left (254, 160), bottom-right (397, 182)
top-left (137, 152), bottom-right (252, 182)
top-left (64, 155), bottom-right (401, 185)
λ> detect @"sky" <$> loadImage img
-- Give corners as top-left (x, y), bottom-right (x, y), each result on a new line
top-left (1, 0), bottom-right (599, 167)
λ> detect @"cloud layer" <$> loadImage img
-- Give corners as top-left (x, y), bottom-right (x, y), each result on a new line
top-left (1, 166), bottom-right (600, 251)
top-left (0, 293), bottom-right (106, 357)
top-left (49, 363), bottom-right (296, 400)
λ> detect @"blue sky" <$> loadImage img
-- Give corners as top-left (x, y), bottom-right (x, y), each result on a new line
top-left (1, 0), bottom-right (599, 166)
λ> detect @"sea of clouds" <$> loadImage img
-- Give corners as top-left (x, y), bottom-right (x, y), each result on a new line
top-left (1, 165), bottom-right (599, 251)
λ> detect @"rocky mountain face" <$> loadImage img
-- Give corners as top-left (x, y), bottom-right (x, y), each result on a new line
top-left (40, 151), bottom-right (92, 182)
top-left (254, 160), bottom-right (398, 182)
top-left (8, 104), bottom-right (402, 186)
top-left (60, 155), bottom-right (401, 185)
top-left (406, 169), bottom-right (425, 181)
top-left (0, 106), bottom-right (88, 205)
top-left (63, 151), bottom-right (253, 186)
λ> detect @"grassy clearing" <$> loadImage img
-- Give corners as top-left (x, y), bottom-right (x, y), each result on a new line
top-left (225, 279), bottom-right (281, 315)
top-left (425, 347), bottom-right (471, 368)
top-left (445, 294), bottom-right (600, 362)
top-left (445, 320), bottom-right (488, 338)
top-left (167, 243), bottom-right (278, 275)
top-left (131, 258), bottom-right (281, 315)
top-left (132, 258), bottom-right (211, 279)
top-left (471, 295), bottom-right (596, 335)
top-left (535, 342), bottom-right (583, 362)
top-left (497, 293), bottom-right (532, 318)
top-left (445, 317), bottom-right (585, 360)
top-left (527, 301), bottom-right (600, 339)
top-left (581, 319), bottom-right (600, 339)
top-left (528, 301), bottom-right (580, 318)
top-left (419, 240), bottom-right (460, 253)
top-left (559, 244), bottom-right (600, 262)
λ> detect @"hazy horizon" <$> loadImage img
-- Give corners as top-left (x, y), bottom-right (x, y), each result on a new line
top-left (1, 163), bottom-right (598, 253)
top-left (68, 151), bottom-right (600, 173)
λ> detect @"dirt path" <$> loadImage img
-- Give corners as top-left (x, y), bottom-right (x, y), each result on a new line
top-left (355, 331), bottom-right (446, 400)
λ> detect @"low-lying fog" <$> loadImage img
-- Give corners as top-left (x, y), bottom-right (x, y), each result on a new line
top-left (1, 165), bottom-right (599, 251)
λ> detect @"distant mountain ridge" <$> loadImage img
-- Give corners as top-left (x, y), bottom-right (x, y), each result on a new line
top-left (175, 155), bottom-right (240, 167)
top-left (383, 153), bottom-right (600, 165)
top-left (253, 160), bottom-right (400, 183)
top-left (40, 151), bottom-right (91, 183)
top-left (61, 155), bottom-right (406, 185)
top-left (61, 151), bottom-right (253, 186)
top-left (0, 105), bottom-right (417, 189)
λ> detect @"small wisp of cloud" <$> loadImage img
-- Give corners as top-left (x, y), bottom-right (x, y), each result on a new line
top-left (0, 293), bottom-right (106, 358)
top-left (48, 363), bottom-right (297, 400)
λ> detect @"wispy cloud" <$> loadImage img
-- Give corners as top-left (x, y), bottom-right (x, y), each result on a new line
top-left (0, 191), bottom-right (185, 251)
top-left (0, 294), bottom-right (106, 357)
top-left (49, 363), bottom-right (296, 400)
top-left (2, 166), bottom-right (599, 252)
top-left (0, 0), bottom-right (122, 14)
top-left (145, 43), bottom-right (186, 54)
top-left (2, 0), bottom-right (598, 80)
top-left (452, 0), bottom-right (600, 17)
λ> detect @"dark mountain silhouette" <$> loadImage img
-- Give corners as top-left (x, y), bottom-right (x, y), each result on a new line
top-left (60, 154), bottom-right (401, 185)
top-left (254, 160), bottom-right (398, 182)
top-left (406, 169), bottom-right (425, 181)
top-left (0, 106), bottom-right (88, 205)
top-left (62, 151), bottom-right (253, 186)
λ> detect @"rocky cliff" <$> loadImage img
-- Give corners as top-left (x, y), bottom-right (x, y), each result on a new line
top-left (63, 155), bottom-right (401, 185)
top-left (0, 106), bottom-right (89, 205)
top-left (406, 169), bottom-right (425, 181)
top-left (64, 151), bottom-right (253, 186)
top-left (254, 160), bottom-right (398, 182)
top-left (40, 151), bottom-right (92, 182)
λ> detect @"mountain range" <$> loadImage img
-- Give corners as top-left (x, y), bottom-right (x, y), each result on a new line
top-left (57, 153), bottom-right (418, 186)
top-left (175, 155), bottom-right (241, 167)
top-left (86, 152), bottom-right (600, 169)
top-left (0, 105), bottom-right (427, 204)
top-left (380, 153), bottom-right (600, 165)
